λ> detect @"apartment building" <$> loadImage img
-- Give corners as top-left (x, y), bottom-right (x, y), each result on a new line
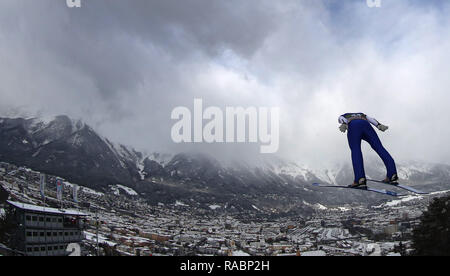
top-left (6, 200), bottom-right (87, 256)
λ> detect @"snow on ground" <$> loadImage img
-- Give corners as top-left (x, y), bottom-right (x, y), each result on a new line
top-left (209, 204), bottom-right (221, 210)
top-left (147, 152), bottom-right (173, 167)
top-left (301, 250), bottom-right (326, 256)
top-left (366, 243), bottom-right (382, 256)
top-left (81, 187), bottom-right (104, 197)
top-left (8, 200), bottom-right (86, 216)
top-left (314, 203), bottom-right (328, 210)
top-left (175, 201), bottom-right (189, 207)
top-left (110, 184), bottom-right (138, 196)
top-left (374, 195), bottom-right (423, 208)
top-left (84, 231), bottom-right (117, 247)
top-left (303, 201), bottom-right (328, 210)
top-left (110, 185), bottom-right (120, 196)
top-left (272, 162), bottom-right (310, 181)
top-left (137, 160), bottom-right (146, 181)
top-left (373, 189), bottom-right (450, 209)
top-left (430, 189), bottom-right (450, 196)
top-left (232, 250), bottom-right (250, 256)
top-left (27, 116), bottom-right (52, 134)
top-left (0, 208), bottom-right (5, 217)
top-left (312, 166), bottom-right (342, 185)
top-left (397, 161), bottom-right (433, 180)
top-left (100, 137), bottom-right (128, 169)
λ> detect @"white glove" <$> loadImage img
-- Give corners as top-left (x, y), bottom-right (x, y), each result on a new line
top-left (339, 124), bottom-right (348, 133)
top-left (377, 124), bottom-right (389, 132)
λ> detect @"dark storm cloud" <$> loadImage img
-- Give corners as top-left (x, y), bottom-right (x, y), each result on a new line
top-left (1, 0), bottom-right (450, 167)
top-left (71, 0), bottom-right (279, 58)
top-left (0, 0), bottom-right (282, 151)
top-left (0, 0), bottom-right (279, 110)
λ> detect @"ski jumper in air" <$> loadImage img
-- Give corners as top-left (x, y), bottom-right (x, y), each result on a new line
top-left (338, 113), bottom-right (398, 189)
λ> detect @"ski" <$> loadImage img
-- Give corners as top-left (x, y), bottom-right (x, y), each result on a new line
top-left (312, 183), bottom-right (401, 197)
top-left (366, 179), bottom-right (428, 195)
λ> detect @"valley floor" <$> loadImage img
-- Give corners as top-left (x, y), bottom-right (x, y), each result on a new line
top-left (1, 162), bottom-right (449, 256)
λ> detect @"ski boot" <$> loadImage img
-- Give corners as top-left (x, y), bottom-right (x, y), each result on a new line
top-left (382, 174), bottom-right (399, 185)
top-left (348, 178), bottom-right (367, 190)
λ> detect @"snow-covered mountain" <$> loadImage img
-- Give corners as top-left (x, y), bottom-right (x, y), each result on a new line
top-left (0, 115), bottom-right (143, 188)
top-left (1, 115), bottom-right (450, 212)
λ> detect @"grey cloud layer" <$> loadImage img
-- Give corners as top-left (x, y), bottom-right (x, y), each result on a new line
top-left (1, 0), bottom-right (450, 167)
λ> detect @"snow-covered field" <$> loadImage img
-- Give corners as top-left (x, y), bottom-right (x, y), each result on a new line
top-left (374, 189), bottom-right (450, 208)
top-left (208, 204), bottom-right (221, 210)
top-left (81, 187), bottom-right (104, 197)
top-left (376, 195), bottom-right (424, 208)
top-left (301, 250), bottom-right (326, 256)
top-left (110, 184), bottom-right (138, 196)
top-left (175, 200), bottom-right (189, 207)
top-left (232, 250), bottom-right (250, 256)
top-left (84, 231), bottom-right (117, 247)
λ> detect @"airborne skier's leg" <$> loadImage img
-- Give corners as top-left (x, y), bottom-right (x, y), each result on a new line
top-left (347, 120), bottom-right (367, 188)
top-left (362, 122), bottom-right (398, 182)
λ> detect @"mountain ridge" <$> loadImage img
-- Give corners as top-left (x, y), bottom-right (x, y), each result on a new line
top-left (1, 115), bottom-right (450, 213)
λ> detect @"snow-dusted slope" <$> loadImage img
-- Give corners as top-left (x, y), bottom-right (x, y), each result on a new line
top-left (2, 114), bottom-right (450, 211)
top-left (0, 115), bottom-right (142, 189)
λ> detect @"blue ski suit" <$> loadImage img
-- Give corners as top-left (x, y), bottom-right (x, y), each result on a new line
top-left (339, 113), bottom-right (397, 183)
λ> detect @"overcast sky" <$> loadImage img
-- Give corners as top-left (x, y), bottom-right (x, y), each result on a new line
top-left (1, 0), bottom-right (450, 168)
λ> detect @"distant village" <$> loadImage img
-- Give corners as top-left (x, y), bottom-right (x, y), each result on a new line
top-left (1, 161), bottom-right (449, 256)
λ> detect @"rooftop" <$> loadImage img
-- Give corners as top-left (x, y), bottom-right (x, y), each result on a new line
top-left (7, 200), bottom-right (87, 216)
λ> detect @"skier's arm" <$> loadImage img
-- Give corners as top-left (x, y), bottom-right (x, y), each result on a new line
top-left (367, 115), bottom-right (389, 132)
top-left (338, 116), bottom-right (348, 133)
top-left (338, 115), bottom-right (348, 125)
top-left (366, 115), bottom-right (380, 127)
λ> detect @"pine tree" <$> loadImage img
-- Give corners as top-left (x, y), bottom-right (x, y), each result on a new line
top-left (411, 196), bottom-right (450, 256)
top-left (0, 206), bottom-right (16, 246)
top-left (0, 185), bottom-right (8, 203)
